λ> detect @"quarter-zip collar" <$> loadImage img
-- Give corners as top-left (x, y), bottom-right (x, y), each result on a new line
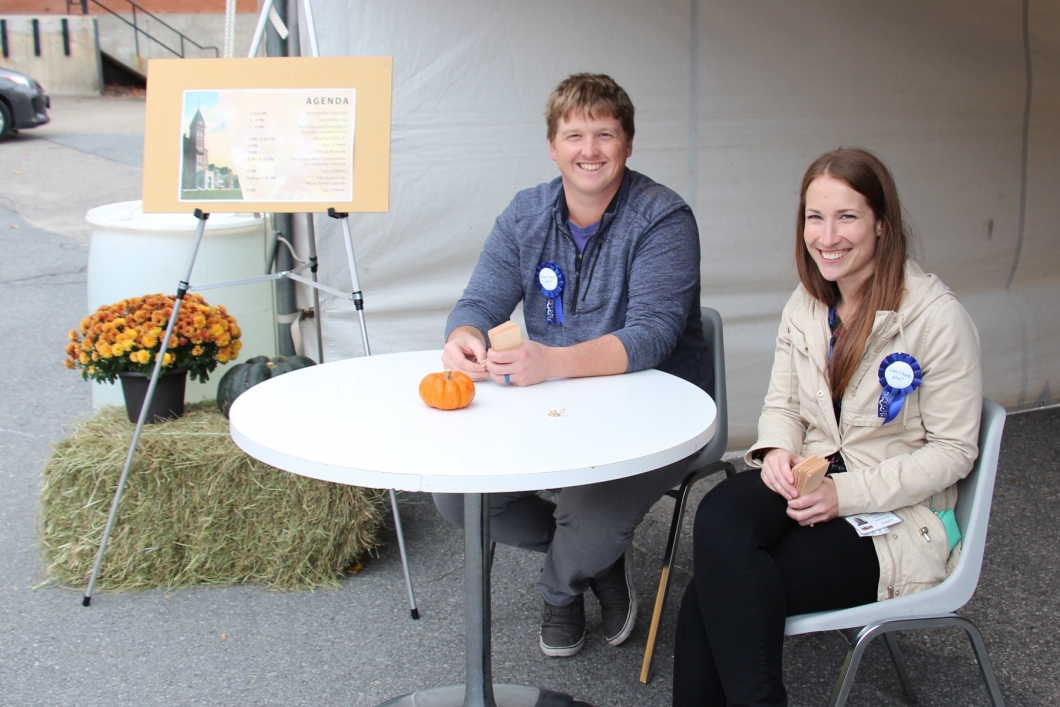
top-left (552, 167), bottom-right (629, 233)
top-left (551, 169), bottom-right (631, 314)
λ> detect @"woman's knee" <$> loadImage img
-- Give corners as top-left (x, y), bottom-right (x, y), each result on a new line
top-left (693, 470), bottom-right (790, 551)
top-left (695, 471), bottom-right (761, 534)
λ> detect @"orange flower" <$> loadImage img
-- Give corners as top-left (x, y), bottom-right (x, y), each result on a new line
top-left (66, 293), bottom-right (242, 383)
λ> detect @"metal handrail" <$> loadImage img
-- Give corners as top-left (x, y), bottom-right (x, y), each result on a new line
top-left (76, 0), bottom-right (219, 59)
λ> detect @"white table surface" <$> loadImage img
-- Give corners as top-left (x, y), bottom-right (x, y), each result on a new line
top-left (229, 350), bottom-right (716, 493)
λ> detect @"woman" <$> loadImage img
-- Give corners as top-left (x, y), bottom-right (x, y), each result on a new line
top-left (672, 148), bottom-right (982, 706)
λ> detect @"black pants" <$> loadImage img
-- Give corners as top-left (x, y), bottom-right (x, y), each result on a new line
top-left (672, 470), bottom-right (880, 707)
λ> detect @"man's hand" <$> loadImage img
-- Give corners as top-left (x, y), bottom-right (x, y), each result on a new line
top-left (760, 448), bottom-right (801, 500)
top-left (786, 477), bottom-right (839, 526)
top-left (484, 339), bottom-right (555, 387)
top-left (441, 327), bottom-right (490, 381)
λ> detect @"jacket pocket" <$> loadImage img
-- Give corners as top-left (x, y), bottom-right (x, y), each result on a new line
top-left (842, 392), bottom-right (921, 432)
top-left (890, 504), bottom-right (950, 598)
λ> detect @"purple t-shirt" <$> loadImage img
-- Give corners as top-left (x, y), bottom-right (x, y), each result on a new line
top-left (568, 220), bottom-right (599, 254)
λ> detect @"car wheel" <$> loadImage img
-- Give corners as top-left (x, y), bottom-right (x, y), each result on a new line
top-left (0, 101), bottom-right (13, 142)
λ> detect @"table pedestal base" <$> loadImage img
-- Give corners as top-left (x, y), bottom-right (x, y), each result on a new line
top-left (376, 683), bottom-right (593, 706)
top-left (377, 495), bottom-right (592, 707)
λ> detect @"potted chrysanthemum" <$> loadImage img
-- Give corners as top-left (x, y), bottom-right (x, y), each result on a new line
top-left (65, 293), bottom-right (242, 422)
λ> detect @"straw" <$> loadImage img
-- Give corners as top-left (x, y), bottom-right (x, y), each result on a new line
top-left (39, 403), bottom-right (386, 592)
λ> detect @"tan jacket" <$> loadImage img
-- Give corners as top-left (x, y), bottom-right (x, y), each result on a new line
top-left (746, 261), bottom-right (982, 601)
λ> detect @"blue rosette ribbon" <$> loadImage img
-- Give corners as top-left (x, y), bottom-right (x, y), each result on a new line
top-left (877, 352), bottom-right (922, 423)
top-left (536, 261), bottom-right (565, 325)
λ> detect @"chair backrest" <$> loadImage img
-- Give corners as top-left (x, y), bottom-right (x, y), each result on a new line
top-left (785, 397), bottom-right (1006, 634)
top-left (947, 397), bottom-right (1007, 602)
top-left (699, 307), bottom-right (728, 458)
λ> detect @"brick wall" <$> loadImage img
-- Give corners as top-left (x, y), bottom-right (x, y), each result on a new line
top-left (0, 0), bottom-right (257, 13)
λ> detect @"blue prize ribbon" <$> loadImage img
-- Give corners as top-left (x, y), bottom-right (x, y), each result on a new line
top-left (877, 353), bottom-right (922, 423)
top-left (536, 261), bottom-right (565, 325)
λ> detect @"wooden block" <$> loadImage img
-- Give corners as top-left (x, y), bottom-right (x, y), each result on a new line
top-left (488, 321), bottom-right (523, 351)
top-left (792, 455), bottom-right (830, 494)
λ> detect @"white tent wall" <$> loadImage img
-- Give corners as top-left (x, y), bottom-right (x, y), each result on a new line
top-left (292, 0), bottom-right (1059, 447)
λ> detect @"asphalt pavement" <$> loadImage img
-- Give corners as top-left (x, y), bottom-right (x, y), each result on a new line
top-left (0, 96), bottom-right (1057, 706)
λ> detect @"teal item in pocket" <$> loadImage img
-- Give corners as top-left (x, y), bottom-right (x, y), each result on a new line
top-left (932, 508), bottom-right (961, 551)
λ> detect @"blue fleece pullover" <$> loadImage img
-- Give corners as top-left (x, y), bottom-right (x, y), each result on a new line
top-left (445, 169), bottom-right (712, 393)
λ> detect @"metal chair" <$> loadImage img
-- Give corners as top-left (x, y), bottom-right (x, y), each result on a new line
top-left (640, 307), bottom-right (736, 683)
top-left (783, 397), bottom-right (1007, 706)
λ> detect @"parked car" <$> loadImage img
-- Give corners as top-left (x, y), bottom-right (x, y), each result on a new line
top-left (0, 67), bottom-right (50, 141)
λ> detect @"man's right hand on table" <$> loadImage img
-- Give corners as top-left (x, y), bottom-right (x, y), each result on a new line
top-left (441, 328), bottom-right (490, 380)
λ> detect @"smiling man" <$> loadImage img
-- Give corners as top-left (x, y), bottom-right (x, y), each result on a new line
top-left (433, 73), bottom-right (712, 657)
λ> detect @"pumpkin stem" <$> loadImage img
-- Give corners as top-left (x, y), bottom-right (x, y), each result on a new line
top-left (442, 369), bottom-right (452, 381)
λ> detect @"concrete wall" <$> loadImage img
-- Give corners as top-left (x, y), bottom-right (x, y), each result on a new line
top-left (95, 12), bottom-right (258, 75)
top-left (0, 0), bottom-right (258, 13)
top-left (0, 15), bottom-right (102, 95)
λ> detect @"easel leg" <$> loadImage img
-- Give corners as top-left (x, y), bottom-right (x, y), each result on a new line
top-left (326, 208), bottom-right (419, 620)
top-left (83, 211), bottom-right (211, 606)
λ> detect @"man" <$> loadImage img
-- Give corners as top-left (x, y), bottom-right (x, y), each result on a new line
top-left (435, 73), bottom-right (712, 657)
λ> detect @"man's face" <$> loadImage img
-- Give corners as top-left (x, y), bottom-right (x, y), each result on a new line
top-left (549, 111), bottom-right (632, 209)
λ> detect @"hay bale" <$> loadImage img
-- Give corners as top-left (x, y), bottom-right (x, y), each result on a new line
top-left (40, 402), bottom-right (387, 591)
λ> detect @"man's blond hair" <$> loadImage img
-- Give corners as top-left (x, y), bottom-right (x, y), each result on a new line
top-left (545, 73), bottom-right (635, 142)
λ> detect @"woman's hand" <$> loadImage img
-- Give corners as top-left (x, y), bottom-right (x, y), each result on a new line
top-left (760, 448), bottom-right (801, 500)
top-left (786, 477), bottom-right (839, 526)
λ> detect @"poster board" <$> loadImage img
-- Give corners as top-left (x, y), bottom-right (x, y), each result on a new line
top-left (142, 57), bottom-right (392, 214)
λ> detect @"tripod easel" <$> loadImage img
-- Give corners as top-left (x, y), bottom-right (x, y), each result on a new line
top-left (84, 0), bottom-right (420, 620)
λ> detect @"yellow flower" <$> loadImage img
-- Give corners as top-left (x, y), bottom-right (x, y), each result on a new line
top-left (79, 352), bottom-right (90, 365)
top-left (191, 346), bottom-right (204, 356)
top-left (97, 342), bottom-right (114, 359)
top-left (162, 352), bottom-right (174, 366)
top-left (68, 329), bottom-right (78, 341)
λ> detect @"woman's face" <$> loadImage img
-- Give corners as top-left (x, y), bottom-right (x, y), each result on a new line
top-left (803, 175), bottom-right (882, 298)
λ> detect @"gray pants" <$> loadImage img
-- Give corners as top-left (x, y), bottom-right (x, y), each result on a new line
top-left (432, 455), bottom-right (694, 607)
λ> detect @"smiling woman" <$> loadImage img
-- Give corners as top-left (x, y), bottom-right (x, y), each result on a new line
top-left (672, 147), bottom-right (983, 706)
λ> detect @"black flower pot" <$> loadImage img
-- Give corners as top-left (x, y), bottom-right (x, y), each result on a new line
top-left (118, 368), bottom-right (188, 424)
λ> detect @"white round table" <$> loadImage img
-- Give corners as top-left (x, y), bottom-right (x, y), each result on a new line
top-left (230, 350), bottom-right (716, 707)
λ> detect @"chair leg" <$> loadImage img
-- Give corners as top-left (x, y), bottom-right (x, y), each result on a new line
top-left (388, 490), bottom-right (420, 620)
top-left (830, 617), bottom-right (1004, 707)
top-left (639, 461), bottom-right (736, 684)
top-left (639, 478), bottom-right (689, 684)
top-left (954, 616), bottom-right (1006, 706)
top-left (829, 623), bottom-right (890, 707)
top-left (884, 632), bottom-right (920, 705)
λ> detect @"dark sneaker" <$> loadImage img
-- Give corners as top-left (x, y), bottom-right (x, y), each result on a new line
top-left (539, 594), bottom-right (586, 657)
top-left (590, 548), bottom-right (637, 646)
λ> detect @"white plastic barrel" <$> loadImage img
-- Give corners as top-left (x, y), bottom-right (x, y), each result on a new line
top-left (85, 201), bottom-right (276, 410)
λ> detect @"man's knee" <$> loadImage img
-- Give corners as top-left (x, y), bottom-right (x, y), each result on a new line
top-left (432, 492), bottom-right (465, 528)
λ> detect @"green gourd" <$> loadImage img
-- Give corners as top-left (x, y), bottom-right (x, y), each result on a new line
top-left (216, 355), bottom-right (316, 418)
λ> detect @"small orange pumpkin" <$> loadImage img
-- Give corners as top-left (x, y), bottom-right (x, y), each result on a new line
top-left (419, 370), bottom-right (476, 410)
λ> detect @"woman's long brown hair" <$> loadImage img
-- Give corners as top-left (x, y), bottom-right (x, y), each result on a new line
top-left (795, 148), bottom-right (908, 399)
